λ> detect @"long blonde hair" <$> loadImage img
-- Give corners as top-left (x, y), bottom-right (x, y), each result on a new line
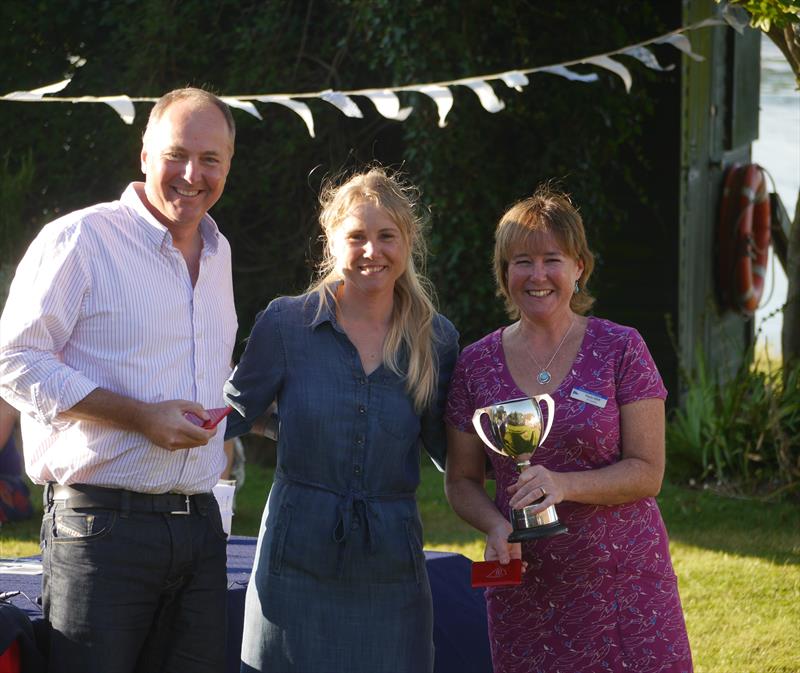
top-left (308, 167), bottom-right (439, 412)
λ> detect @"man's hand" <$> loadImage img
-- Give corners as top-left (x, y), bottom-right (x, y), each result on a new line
top-left (61, 389), bottom-right (216, 450)
top-left (134, 400), bottom-right (216, 451)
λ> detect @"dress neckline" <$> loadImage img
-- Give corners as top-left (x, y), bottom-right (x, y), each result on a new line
top-left (496, 316), bottom-right (595, 399)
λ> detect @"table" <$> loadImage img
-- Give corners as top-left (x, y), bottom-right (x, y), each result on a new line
top-left (2, 537), bottom-right (492, 673)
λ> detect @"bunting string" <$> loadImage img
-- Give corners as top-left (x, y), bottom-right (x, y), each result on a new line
top-left (0, 17), bottom-right (726, 136)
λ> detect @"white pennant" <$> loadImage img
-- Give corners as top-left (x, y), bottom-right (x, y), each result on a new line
top-left (410, 85), bottom-right (453, 127)
top-left (499, 71), bottom-right (530, 92)
top-left (460, 79), bottom-right (505, 113)
top-left (361, 90), bottom-right (412, 120)
top-left (320, 90), bottom-right (363, 118)
top-left (538, 65), bottom-right (599, 83)
top-left (221, 97), bottom-right (263, 120)
top-left (256, 96), bottom-right (315, 137)
top-left (696, 17), bottom-right (726, 29)
top-left (622, 46), bottom-right (674, 71)
top-left (87, 96), bottom-right (136, 124)
top-left (3, 78), bottom-right (72, 100)
top-left (721, 5), bottom-right (749, 33)
top-left (583, 55), bottom-right (632, 93)
top-left (654, 34), bottom-right (704, 62)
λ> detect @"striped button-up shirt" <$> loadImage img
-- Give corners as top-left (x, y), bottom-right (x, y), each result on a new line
top-left (0, 183), bottom-right (237, 493)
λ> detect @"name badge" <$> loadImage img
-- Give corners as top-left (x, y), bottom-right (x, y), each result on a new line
top-left (570, 387), bottom-right (608, 408)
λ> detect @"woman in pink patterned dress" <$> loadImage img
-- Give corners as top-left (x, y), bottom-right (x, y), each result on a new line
top-left (444, 186), bottom-right (692, 673)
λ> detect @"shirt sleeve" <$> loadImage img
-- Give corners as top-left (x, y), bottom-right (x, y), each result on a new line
top-left (615, 328), bottom-right (668, 406)
top-left (0, 221), bottom-right (99, 427)
top-left (419, 316), bottom-right (460, 472)
top-left (444, 348), bottom-right (478, 434)
top-left (223, 299), bottom-right (287, 439)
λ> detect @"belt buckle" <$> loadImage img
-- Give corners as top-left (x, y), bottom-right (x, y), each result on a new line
top-left (170, 494), bottom-right (191, 515)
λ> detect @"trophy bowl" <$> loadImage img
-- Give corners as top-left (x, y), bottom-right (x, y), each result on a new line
top-left (472, 395), bottom-right (567, 542)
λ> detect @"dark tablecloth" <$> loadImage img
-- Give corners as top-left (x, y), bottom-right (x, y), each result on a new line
top-left (1, 537), bottom-right (491, 673)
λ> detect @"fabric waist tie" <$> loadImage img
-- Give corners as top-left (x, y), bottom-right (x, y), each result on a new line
top-left (274, 470), bottom-right (415, 573)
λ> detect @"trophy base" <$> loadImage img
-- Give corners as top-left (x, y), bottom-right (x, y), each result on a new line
top-left (508, 521), bottom-right (568, 542)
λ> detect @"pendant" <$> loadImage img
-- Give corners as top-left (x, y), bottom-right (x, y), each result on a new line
top-left (537, 370), bottom-right (552, 385)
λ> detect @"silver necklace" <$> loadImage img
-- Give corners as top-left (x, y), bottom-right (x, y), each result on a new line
top-left (519, 317), bottom-right (575, 385)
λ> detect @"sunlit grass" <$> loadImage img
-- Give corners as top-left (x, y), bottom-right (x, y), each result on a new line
top-left (3, 461), bottom-right (798, 672)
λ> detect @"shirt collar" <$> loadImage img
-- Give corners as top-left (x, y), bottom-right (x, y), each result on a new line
top-left (309, 283), bottom-right (342, 330)
top-left (121, 182), bottom-right (221, 256)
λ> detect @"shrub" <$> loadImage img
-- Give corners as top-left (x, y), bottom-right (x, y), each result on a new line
top-left (666, 346), bottom-right (800, 499)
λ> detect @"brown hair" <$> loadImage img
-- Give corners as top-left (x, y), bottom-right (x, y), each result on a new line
top-left (144, 87), bottom-right (235, 151)
top-left (494, 184), bottom-right (595, 317)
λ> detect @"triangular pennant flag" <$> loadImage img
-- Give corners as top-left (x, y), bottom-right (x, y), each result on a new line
top-left (459, 80), bottom-right (505, 113)
top-left (410, 85), bottom-right (453, 127)
top-left (583, 55), bottom-right (632, 92)
top-left (538, 66), bottom-right (599, 83)
top-left (499, 71), bottom-right (530, 92)
top-left (3, 78), bottom-right (72, 100)
top-left (88, 96), bottom-right (136, 124)
top-left (360, 90), bottom-right (412, 121)
top-left (721, 4), bottom-right (750, 34)
top-left (221, 98), bottom-right (263, 120)
top-left (256, 96), bottom-right (315, 137)
top-left (622, 46), bottom-right (675, 72)
top-left (320, 90), bottom-right (363, 118)
top-left (654, 34), bottom-right (705, 62)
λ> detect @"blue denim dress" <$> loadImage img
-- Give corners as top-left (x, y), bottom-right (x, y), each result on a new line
top-left (224, 290), bottom-right (458, 673)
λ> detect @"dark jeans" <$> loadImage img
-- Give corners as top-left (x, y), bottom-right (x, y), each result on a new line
top-left (40, 494), bottom-right (228, 673)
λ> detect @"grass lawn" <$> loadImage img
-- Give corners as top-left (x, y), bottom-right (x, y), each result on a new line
top-left (2, 461), bottom-right (798, 672)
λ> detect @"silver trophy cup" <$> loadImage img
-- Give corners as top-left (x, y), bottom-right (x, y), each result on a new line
top-left (472, 395), bottom-right (567, 541)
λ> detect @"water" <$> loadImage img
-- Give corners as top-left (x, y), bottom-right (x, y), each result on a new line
top-left (752, 34), bottom-right (800, 359)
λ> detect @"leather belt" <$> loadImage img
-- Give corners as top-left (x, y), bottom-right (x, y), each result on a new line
top-left (47, 483), bottom-right (214, 515)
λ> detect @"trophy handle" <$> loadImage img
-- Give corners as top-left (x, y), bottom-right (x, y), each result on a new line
top-left (533, 394), bottom-right (554, 446)
top-left (471, 408), bottom-right (497, 451)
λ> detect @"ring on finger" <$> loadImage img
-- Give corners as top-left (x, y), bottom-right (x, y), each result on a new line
top-left (539, 486), bottom-right (547, 498)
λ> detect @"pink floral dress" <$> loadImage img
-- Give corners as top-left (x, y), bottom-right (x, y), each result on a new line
top-left (445, 317), bottom-right (692, 673)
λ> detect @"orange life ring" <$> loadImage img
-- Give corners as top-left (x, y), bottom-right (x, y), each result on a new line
top-left (717, 163), bottom-right (771, 316)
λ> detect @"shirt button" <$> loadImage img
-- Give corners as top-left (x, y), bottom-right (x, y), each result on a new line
top-left (358, 377), bottom-right (367, 385)
top-left (356, 436), bottom-right (364, 445)
top-left (358, 405), bottom-right (366, 414)
top-left (353, 465), bottom-right (362, 475)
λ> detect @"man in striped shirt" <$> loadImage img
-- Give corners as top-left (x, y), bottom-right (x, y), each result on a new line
top-left (0, 88), bottom-right (238, 673)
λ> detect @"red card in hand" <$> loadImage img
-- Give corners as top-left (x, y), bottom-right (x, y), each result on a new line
top-left (185, 406), bottom-right (233, 429)
top-left (471, 559), bottom-right (523, 588)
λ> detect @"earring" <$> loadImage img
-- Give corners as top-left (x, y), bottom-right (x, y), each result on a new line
top-left (574, 280), bottom-right (580, 294)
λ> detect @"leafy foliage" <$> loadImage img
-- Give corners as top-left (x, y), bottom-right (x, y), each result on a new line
top-left (0, 1), bottom-right (679, 356)
top-left (724, 0), bottom-right (800, 31)
top-left (667, 346), bottom-right (800, 498)
top-left (0, 150), bottom-right (35, 303)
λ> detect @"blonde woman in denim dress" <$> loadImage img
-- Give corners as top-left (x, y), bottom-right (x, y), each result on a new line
top-left (224, 168), bottom-right (459, 673)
